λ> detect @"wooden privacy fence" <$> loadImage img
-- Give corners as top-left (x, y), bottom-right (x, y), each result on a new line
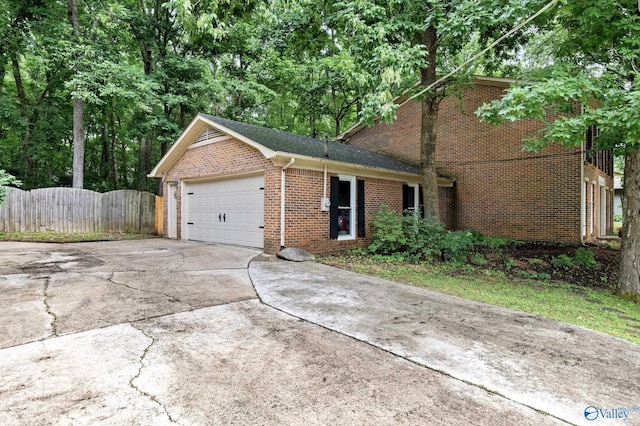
top-left (0, 187), bottom-right (159, 234)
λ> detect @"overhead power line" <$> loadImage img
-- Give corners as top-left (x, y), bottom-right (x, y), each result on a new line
top-left (398, 0), bottom-right (560, 108)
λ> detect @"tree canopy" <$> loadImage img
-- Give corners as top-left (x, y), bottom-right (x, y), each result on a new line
top-left (477, 0), bottom-right (640, 297)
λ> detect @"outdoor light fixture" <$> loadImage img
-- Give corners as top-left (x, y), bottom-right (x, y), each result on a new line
top-left (172, 178), bottom-right (178, 186)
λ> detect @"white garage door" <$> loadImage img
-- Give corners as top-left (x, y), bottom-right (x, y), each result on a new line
top-left (184, 175), bottom-right (264, 248)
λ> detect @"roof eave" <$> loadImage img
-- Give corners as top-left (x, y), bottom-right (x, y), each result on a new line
top-left (270, 152), bottom-right (455, 186)
top-left (148, 114), bottom-right (277, 178)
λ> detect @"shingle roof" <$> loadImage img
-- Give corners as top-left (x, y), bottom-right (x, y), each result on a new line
top-left (201, 114), bottom-right (420, 175)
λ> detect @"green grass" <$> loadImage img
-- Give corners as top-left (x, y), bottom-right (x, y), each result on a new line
top-left (318, 255), bottom-right (640, 346)
top-left (0, 231), bottom-right (158, 243)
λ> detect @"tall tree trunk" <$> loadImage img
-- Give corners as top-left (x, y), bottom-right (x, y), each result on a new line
top-left (101, 119), bottom-right (109, 181)
top-left (137, 135), bottom-right (151, 191)
top-left (618, 149), bottom-right (640, 298)
top-left (110, 109), bottom-right (118, 189)
top-left (68, 0), bottom-right (84, 189)
top-left (419, 25), bottom-right (440, 221)
top-left (11, 55), bottom-right (33, 183)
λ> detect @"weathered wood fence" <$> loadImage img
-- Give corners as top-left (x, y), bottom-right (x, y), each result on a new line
top-left (0, 187), bottom-right (159, 234)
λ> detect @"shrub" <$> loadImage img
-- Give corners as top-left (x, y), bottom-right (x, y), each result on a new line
top-left (574, 247), bottom-right (599, 268)
top-left (527, 258), bottom-right (544, 266)
top-left (368, 206), bottom-right (406, 254)
top-left (402, 215), bottom-right (444, 261)
top-left (470, 252), bottom-right (487, 266)
top-left (441, 230), bottom-right (475, 263)
top-left (551, 254), bottom-right (574, 268)
top-left (367, 206), bottom-right (445, 261)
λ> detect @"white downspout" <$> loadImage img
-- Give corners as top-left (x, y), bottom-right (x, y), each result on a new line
top-left (580, 145), bottom-right (585, 243)
top-left (280, 158), bottom-right (295, 249)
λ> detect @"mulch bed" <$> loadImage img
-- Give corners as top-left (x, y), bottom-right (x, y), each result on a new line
top-left (476, 241), bottom-right (619, 290)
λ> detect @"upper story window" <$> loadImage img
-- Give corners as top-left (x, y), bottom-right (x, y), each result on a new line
top-left (585, 124), bottom-right (613, 176)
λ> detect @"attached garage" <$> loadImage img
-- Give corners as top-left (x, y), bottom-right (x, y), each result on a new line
top-left (183, 174), bottom-right (264, 248)
top-left (150, 114), bottom-right (446, 254)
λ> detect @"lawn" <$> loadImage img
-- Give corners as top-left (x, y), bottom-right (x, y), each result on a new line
top-left (0, 231), bottom-right (158, 243)
top-left (318, 254), bottom-right (640, 346)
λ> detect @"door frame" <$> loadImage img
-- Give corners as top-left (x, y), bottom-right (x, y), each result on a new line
top-left (167, 183), bottom-right (178, 239)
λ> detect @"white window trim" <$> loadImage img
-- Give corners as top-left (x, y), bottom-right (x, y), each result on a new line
top-left (337, 175), bottom-right (356, 241)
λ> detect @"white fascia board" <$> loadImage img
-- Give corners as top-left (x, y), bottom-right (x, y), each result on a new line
top-left (148, 115), bottom-right (207, 178)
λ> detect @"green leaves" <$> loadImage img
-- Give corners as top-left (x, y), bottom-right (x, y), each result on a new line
top-left (0, 170), bottom-right (21, 206)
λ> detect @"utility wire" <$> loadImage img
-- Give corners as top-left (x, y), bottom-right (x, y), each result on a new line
top-left (398, 0), bottom-right (560, 108)
top-left (439, 147), bottom-right (609, 166)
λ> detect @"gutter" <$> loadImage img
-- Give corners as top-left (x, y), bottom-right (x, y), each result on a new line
top-left (280, 158), bottom-right (295, 249)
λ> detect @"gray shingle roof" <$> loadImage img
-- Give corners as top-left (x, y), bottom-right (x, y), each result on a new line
top-left (202, 114), bottom-right (420, 174)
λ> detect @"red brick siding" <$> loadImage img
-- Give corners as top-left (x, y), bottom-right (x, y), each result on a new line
top-left (161, 135), bottom-right (415, 254)
top-left (282, 168), bottom-right (404, 254)
top-left (347, 83), bottom-right (609, 243)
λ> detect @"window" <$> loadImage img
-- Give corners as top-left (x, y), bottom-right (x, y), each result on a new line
top-left (336, 176), bottom-right (355, 239)
top-left (403, 183), bottom-right (419, 213)
top-left (330, 175), bottom-right (365, 240)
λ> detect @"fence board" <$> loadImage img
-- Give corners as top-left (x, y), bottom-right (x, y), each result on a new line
top-left (0, 187), bottom-right (157, 234)
top-left (155, 196), bottom-right (163, 235)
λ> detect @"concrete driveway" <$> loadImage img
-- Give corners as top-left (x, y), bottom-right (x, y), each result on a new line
top-left (0, 240), bottom-right (638, 425)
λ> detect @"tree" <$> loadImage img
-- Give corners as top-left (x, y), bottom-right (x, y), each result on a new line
top-left (68, 0), bottom-right (85, 189)
top-left (0, 170), bottom-right (20, 205)
top-left (477, 0), bottom-right (640, 298)
top-left (334, 0), bottom-right (551, 221)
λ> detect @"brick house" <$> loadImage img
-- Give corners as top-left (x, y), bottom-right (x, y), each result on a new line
top-left (150, 77), bottom-right (613, 254)
top-left (341, 76), bottom-right (614, 244)
top-left (149, 114), bottom-right (453, 254)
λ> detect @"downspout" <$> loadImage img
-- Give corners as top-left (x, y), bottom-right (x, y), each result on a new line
top-left (580, 145), bottom-right (585, 244)
top-left (280, 158), bottom-right (295, 249)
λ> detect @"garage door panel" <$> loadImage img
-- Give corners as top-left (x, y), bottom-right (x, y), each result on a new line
top-left (185, 175), bottom-right (264, 248)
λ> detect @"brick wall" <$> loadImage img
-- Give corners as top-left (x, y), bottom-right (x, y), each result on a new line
top-left (161, 135), bottom-right (416, 254)
top-left (282, 168), bottom-right (404, 254)
top-left (347, 83), bottom-right (602, 243)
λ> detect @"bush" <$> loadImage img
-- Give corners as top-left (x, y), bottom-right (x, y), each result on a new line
top-left (551, 254), bottom-right (574, 268)
top-left (403, 216), bottom-right (444, 261)
top-left (368, 206), bottom-right (406, 254)
top-left (368, 206), bottom-right (444, 261)
top-left (574, 247), bottom-right (599, 268)
top-left (441, 230), bottom-right (475, 263)
top-left (367, 207), bottom-right (483, 264)
top-left (470, 252), bottom-right (487, 266)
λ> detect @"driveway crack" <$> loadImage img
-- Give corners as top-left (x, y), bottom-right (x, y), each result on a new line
top-left (107, 272), bottom-right (191, 308)
top-left (43, 276), bottom-right (58, 337)
top-left (129, 324), bottom-right (179, 424)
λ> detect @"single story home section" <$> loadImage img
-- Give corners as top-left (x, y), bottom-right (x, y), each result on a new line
top-left (149, 114), bottom-right (454, 254)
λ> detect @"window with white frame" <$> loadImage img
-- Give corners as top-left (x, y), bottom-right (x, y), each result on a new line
top-left (405, 183), bottom-right (419, 213)
top-left (336, 175), bottom-right (355, 240)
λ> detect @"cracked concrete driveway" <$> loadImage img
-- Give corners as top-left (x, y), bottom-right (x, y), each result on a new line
top-left (0, 239), bottom-right (637, 425)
